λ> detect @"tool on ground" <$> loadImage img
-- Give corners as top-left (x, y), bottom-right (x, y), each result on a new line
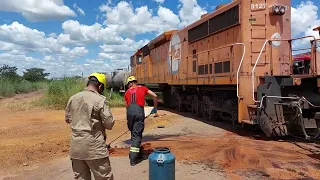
top-left (106, 111), bottom-right (154, 149)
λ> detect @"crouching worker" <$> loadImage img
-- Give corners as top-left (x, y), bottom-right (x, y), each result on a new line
top-left (65, 72), bottom-right (115, 180)
top-left (124, 76), bottom-right (158, 166)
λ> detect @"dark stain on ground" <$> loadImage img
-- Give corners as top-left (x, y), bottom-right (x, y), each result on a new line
top-left (299, 177), bottom-right (317, 180)
top-left (108, 143), bottom-right (154, 157)
top-left (307, 153), bottom-right (320, 161)
top-left (122, 134), bottom-right (183, 145)
top-left (235, 169), bottom-right (270, 179)
top-left (261, 153), bottom-right (301, 159)
top-left (271, 162), bottom-right (282, 169)
top-left (285, 168), bottom-right (297, 173)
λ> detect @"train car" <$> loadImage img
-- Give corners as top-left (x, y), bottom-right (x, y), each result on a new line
top-left (129, 0), bottom-right (320, 140)
top-left (105, 68), bottom-right (130, 93)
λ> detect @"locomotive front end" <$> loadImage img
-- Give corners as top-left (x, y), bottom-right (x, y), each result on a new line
top-left (251, 0), bottom-right (320, 139)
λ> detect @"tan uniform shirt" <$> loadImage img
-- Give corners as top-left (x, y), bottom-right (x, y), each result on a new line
top-left (65, 88), bottom-right (115, 160)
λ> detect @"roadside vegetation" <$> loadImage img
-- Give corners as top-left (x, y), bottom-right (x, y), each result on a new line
top-left (39, 77), bottom-right (125, 109)
top-left (0, 64), bottom-right (48, 97)
top-left (0, 64), bottom-right (125, 109)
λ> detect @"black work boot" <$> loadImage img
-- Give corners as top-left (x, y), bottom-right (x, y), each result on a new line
top-left (130, 159), bottom-right (137, 166)
top-left (138, 147), bottom-right (144, 159)
top-left (129, 153), bottom-right (137, 166)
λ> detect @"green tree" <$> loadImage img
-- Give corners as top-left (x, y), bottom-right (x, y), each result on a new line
top-left (23, 68), bottom-right (50, 82)
top-left (0, 64), bottom-right (20, 79)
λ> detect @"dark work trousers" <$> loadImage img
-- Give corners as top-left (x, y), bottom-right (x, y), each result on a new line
top-left (127, 103), bottom-right (145, 162)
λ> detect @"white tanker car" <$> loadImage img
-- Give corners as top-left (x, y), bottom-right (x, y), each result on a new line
top-left (106, 68), bottom-right (130, 93)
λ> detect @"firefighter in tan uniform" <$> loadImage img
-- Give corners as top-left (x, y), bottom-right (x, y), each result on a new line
top-left (65, 72), bottom-right (115, 180)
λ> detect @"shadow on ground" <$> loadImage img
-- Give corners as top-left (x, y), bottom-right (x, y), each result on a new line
top-left (123, 134), bottom-right (184, 145)
top-left (153, 104), bottom-right (320, 159)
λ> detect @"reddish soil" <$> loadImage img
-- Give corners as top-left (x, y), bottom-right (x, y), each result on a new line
top-left (1, 91), bottom-right (319, 180)
top-left (0, 91), bottom-right (178, 172)
top-left (147, 135), bottom-right (320, 180)
top-left (106, 135), bottom-right (320, 180)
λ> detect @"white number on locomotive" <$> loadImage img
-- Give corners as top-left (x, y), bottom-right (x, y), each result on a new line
top-left (251, 3), bottom-right (267, 10)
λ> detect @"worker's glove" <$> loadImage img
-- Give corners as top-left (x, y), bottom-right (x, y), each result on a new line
top-left (151, 107), bottom-right (157, 114)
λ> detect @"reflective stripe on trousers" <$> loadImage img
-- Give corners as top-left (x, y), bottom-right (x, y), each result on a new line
top-left (130, 147), bottom-right (140, 153)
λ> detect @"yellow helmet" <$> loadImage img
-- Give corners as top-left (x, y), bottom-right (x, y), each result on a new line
top-left (88, 72), bottom-right (107, 88)
top-left (127, 75), bottom-right (137, 84)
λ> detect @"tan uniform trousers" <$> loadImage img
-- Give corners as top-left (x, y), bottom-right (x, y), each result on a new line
top-left (71, 157), bottom-right (114, 180)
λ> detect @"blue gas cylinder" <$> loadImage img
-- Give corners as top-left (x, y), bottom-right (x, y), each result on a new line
top-left (149, 147), bottom-right (175, 180)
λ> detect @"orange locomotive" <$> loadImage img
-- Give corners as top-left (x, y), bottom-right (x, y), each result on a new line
top-left (129, 0), bottom-right (320, 140)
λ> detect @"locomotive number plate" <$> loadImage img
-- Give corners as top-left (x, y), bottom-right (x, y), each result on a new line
top-left (251, 3), bottom-right (267, 10)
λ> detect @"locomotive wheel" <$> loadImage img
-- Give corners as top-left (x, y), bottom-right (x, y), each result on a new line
top-left (210, 110), bottom-right (221, 121)
top-left (198, 101), bottom-right (204, 117)
top-left (191, 95), bottom-right (199, 115)
top-left (174, 93), bottom-right (183, 112)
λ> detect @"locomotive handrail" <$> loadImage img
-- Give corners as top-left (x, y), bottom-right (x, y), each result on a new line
top-left (235, 43), bottom-right (246, 99)
top-left (252, 39), bottom-right (269, 102)
top-left (252, 36), bottom-right (317, 102)
top-left (258, 95), bottom-right (320, 109)
top-left (258, 94), bottom-right (320, 140)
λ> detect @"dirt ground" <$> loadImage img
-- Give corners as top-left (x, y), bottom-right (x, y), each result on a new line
top-left (0, 92), bottom-right (178, 172)
top-left (0, 92), bottom-right (320, 180)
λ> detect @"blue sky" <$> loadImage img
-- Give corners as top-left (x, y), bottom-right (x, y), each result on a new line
top-left (0, 0), bottom-right (319, 78)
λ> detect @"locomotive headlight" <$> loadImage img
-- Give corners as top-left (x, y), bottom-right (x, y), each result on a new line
top-left (280, 6), bottom-right (285, 14)
top-left (273, 6), bottom-right (280, 14)
top-left (270, 5), bottom-right (286, 15)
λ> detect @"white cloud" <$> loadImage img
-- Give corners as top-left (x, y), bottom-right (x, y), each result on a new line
top-left (44, 55), bottom-right (55, 61)
top-left (0, 19), bottom-right (148, 77)
top-left (291, 1), bottom-right (320, 37)
top-left (155, 0), bottom-right (165, 3)
top-left (178, 0), bottom-right (207, 28)
top-left (100, 1), bottom-right (180, 37)
top-left (99, 52), bottom-right (130, 60)
top-left (100, 39), bottom-right (149, 53)
top-left (98, 0), bottom-right (208, 37)
top-left (70, 47), bottom-right (89, 57)
top-left (0, 0), bottom-right (76, 22)
top-left (0, 41), bottom-right (15, 51)
top-left (291, 1), bottom-right (320, 53)
top-left (0, 21), bottom-right (92, 60)
top-left (61, 20), bottom-right (122, 44)
top-left (73, 3), bottom-right (85, 16)
top-left (49, 33), bottom-right (58, 38)
top-left (0, 22), bottom-right (69, 54)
